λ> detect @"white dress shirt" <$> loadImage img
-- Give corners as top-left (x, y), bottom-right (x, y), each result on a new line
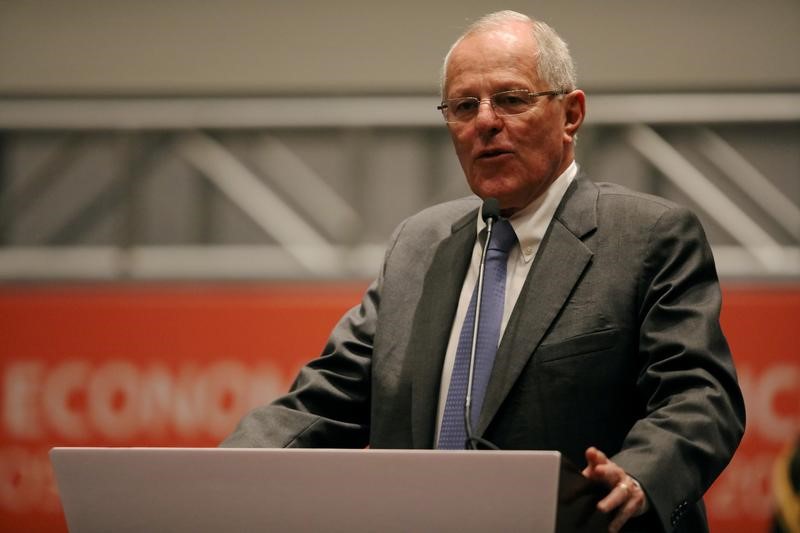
top-left (435, 161), bottom-right (578, 444)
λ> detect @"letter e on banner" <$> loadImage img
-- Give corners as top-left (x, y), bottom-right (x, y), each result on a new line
top-left (3, 362), bottom-right (44, 440)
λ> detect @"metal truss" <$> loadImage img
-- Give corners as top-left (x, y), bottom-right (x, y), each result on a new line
top-left (0, 93), bottom-right (798, 280)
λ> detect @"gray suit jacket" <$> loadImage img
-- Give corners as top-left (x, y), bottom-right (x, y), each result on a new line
top-left (222, 176), bottom-right (745, 533)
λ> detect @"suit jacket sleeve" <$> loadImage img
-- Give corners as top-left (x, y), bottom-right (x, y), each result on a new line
top-left (612, 205), bottom-right (745, 532)
top-left (219, 220), bottom-right (408, 449)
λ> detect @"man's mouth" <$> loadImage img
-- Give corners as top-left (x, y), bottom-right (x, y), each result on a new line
top-left (476, 149), bottom-right (513, 160)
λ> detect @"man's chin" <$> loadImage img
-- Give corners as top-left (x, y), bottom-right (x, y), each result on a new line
top-left (470, 178), bottom-right (515, 201)
top-left (473, 192), bottom-right (522, 215)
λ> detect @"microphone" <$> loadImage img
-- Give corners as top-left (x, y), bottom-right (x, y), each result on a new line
top-left (464, 198), bottom-right (501, 450)
top-left (481, 197), bottom-right (501, 223)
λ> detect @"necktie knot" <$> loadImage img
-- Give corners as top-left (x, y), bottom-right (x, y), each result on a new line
top-left (487, 219), bottom-right (516, 254)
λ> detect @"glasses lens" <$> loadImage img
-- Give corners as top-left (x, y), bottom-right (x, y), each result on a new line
top-left (441, 90), bottom-right (540, 122)
top-left (445, 97), bottom-right (479, 122)
top-left (492, 90), bottom-right (534, 116)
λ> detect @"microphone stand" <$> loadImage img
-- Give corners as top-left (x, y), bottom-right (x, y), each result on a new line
top-left (464, 200), bottom-right (501, 451)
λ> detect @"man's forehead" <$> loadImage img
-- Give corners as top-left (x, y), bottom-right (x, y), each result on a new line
top-left (445, 27), bottom-right (539, 93)
top-left (453, 22), bottom-right (536, 56)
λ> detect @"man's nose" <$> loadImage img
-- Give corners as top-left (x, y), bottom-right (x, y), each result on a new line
top-left (474, 100), bottom-right (503, 131)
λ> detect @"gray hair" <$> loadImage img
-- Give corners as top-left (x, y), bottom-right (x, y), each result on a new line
top-left (440, 10), bottom-right (577, 97)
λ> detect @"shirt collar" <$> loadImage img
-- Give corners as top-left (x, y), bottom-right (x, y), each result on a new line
top-left (477, 160), bottom-right (578, 263)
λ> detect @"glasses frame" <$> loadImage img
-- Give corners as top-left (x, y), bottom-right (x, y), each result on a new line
top-left (437, 88), bottom-right (569, 124)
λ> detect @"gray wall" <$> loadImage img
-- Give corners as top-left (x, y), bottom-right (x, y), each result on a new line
top-left (1, 1), bottom-right (797, 281)
top-left (2, 0), bottom-right (799, 95)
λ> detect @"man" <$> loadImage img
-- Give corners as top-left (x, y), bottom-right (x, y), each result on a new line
top-left (222, 11), bottom-right (745, 532)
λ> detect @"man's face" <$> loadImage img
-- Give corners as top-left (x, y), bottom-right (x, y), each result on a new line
top-left (444, 24), bottom-right (584, 214)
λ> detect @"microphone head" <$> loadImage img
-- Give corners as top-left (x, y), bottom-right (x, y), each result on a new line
top-left (481, 198), bottom-right (501, 222)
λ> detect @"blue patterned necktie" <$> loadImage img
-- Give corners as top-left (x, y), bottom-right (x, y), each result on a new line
top-left (437, 218), bottom-right (517, 449)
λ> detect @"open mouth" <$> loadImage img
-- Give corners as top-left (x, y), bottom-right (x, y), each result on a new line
top-left (477, 150), bottom-right (512, 160)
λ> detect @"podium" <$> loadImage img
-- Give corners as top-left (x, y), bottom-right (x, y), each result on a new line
top-left (51, 447), bottom-right (607, 532)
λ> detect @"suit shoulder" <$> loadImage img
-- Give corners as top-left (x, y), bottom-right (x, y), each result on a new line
top-left (380, 196), bottom-right (479, 261)
top-left (585, 180), bottom-right (707, 247)
top-left (592, 181), bottom-right (690, 220)
top-left (407, 196), bottom-right (480, 224)
top-left (396, 196), bottom-right (479, 236)
top-left (594, 181), bottom-right (677, 209)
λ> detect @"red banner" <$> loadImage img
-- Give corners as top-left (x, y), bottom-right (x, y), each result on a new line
top-left (705, 287), bottom-right (799, 531)
top-left (0, 284), bottom-right (797, 532)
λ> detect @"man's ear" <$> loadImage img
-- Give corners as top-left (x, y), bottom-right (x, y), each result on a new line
top-left (563, 90), bottom-right (586, 143)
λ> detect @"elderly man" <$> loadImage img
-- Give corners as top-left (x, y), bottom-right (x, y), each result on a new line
top-left (222, 11), bottom-right (745, 533)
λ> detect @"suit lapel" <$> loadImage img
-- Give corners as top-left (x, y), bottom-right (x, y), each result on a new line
top-left (477, 177), bottom-right (599, 435)
top-left (409, 209), bottom-right (478, 448)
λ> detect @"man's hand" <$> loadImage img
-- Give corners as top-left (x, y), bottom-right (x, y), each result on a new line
top-left (582, 447), bottom-right (647, 533)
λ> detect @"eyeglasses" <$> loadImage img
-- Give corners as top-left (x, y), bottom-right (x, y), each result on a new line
top-left (437, 89), bottom-right (568, 123)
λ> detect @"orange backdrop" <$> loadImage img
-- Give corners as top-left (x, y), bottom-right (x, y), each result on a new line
top-left (0, 283), bottom-right (797, 532)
